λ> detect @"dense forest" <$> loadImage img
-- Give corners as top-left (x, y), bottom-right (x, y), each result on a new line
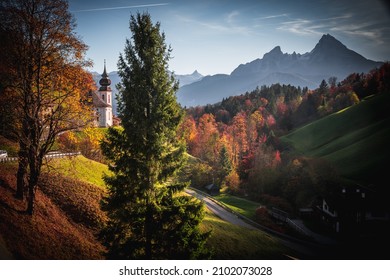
top-left (181, 63), bottom-right (390, 213)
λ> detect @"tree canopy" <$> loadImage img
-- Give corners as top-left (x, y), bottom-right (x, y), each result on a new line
top-left (100, 12), bottom-right (210, 259)
top-left (0, 0), bottom-right (95, 214)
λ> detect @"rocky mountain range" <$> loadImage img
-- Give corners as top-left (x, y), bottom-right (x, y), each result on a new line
top-left (92, 34), bottom-right (383, 110)
top-left (177, 34), bottom-right (384, 107)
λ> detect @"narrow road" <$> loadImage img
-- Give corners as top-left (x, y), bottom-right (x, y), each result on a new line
top-left (186, 188), bottom-right (333, 259)
top-left (186, 189), bottom-right (256, 229)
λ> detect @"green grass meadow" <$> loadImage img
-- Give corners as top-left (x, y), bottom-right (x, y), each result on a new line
top-left (213, 193), bottom-right (260, 220)
top-left (45, 155), bottom-right (110, 189)
top-left (281, 93), bottom-right (390, 185)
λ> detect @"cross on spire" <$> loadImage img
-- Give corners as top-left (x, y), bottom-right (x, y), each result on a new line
top-left (102, 59), bottom-right (108, 78)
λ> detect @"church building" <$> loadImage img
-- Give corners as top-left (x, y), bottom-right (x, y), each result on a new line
top-left (92, 61), bottom-right (113, 127)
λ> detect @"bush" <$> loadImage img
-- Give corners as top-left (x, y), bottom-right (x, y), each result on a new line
top-left (255, 206), bottom-right (285, 233)
top-left (186, 161), bottom-right (214, 188)
top-left (224, 170), bottom-right (241, 193)
top-left (259, 194), bottom-right (293, 214)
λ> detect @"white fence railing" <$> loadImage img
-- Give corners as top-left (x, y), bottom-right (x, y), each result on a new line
top-left (0, 152), bottom-right (80, 163)
top-left (0, 157), bottom-right (18, 163)
top-left (286, 218), bottom-right (312, 237)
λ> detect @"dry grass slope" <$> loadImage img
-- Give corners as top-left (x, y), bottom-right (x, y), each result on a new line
top-left (0, 163), bottom-right (106, 259)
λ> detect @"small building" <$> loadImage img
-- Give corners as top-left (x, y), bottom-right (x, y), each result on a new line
top-left (315, 185), bottom-right (390, 235)
top-left (92, 61), bottom-right (113, 127)
top-left (112, 115), bottom-right (122, 126)
top-left (204, 183), bottom-right (220, 196)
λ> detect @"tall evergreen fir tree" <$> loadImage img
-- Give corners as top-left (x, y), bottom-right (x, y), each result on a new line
top-left (219, 145), bottom-right (233, 178)
top-left (100, 12), bottom-right (210, 259)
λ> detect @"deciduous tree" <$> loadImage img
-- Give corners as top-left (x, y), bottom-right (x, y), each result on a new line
top-left (0, 0), bottom-right (94, 214)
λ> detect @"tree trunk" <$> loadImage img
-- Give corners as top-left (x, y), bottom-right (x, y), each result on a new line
top-left (26, 182), bottom-right (36, 215)
top-left (144, 202), bottom-right (153, 259)
top-left (26, 170), bottom-right (39, 215)
top-left (26, 155), bottom-right (42, 215)
top-left (16, 149), bottom-right (28, 200)
top-left (16, 116), bottom-right (30, 200)
top-left (16, 139), bottom-right (28, 200)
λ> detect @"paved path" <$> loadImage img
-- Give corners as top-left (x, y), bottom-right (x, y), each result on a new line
top-left (186, 188), bottom-right (334, 259)
top-left (186, 189), bottom-right (256, 230)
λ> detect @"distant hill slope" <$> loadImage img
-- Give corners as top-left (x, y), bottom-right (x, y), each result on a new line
top-left (280, 93), bottom-right (390, 187)
top-left (178, 34), bottom-right (383, 107)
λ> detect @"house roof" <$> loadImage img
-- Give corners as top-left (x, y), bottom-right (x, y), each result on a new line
top-left (321, 185), bottom-right (389, 211)
top-left (204, 184), bottom-right (219, 191)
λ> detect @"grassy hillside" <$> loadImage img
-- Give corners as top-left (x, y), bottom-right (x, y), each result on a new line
top-left (0, 154), bottom-right (290, 259)
top-left (281, 93), bottom-right (390, 186)
top-left (213, 193), bottom-right (260, 220)
top-left (45, 155), bottom-right (110, 189)
top-left (201, 209), bottom-right (290, 259)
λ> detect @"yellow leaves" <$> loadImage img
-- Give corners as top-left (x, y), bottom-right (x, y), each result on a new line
top-left (83, 127), bottom-right (104, 150)
top-left (58, 131), bottom-right (79, 151)
top-left (225, 170), bottom-right (240, 192)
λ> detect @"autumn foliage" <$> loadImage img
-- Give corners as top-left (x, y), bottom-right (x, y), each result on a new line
top-left (0, 0), bottom-right (95, 214)
top-left (182, 63), bottom-right (390, 212)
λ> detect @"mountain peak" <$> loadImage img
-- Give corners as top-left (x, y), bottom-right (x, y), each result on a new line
top-left (263, 46), bottom-right (283, 59)
top-left (175, 70), bottom-right (204, 87)
top-left (313, 34), bottom-right (347, 52)
top-left (191, 70), bottom-right (202, 77)
top-left (178, 34), bottom-right (383, 107)
top-left (270, 46), bottom-right (282, 53)
top-left (320, 33), bottom-right (336, 41)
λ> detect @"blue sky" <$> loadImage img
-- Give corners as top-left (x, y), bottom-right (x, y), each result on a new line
top-left (68, 0), bottom-right (390, 76)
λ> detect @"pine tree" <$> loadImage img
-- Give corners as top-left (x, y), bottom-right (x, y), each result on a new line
top-left (100, 12), bottom-right (210, 260)
top-left (219, 145), bottom-right (232, 182)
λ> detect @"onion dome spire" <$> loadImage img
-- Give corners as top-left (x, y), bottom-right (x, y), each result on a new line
top-left (99, 59), bottom-right (111, 91)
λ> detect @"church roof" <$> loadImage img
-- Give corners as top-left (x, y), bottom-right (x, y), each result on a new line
top-left (99, 60), bottom-right (111, 91)
top-left (91, 91), bottom-right (111, 108)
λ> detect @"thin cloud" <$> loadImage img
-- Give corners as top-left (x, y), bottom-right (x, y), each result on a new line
top-left (177, 14), bottom-right (253, 36)
top-left (227, 11), bottom-right (240, 24)
top-left (277, 18), bottom-right (322, 36)
top-left (330, 23), bottom-right (387, 44)
top-left (71, 3), bottom-right (169, 13)
top-left (277, 14), bottom-right (355, 36)
top-left (257, 14), bottom-right (289, 20)
top-left (277, 12), bottom-right (389, 48)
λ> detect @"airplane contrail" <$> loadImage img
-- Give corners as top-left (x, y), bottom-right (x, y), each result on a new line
top-left (72, 3), bottom-right (169, 13)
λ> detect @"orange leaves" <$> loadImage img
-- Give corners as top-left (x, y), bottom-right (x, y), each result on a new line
top-left (179, 115), bottom-right (197, 145)
top-left (0, 0), bottom-right (98, 214)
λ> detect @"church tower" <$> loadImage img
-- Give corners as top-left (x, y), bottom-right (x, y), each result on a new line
top-left (95, 60), bottom-right (113, 127)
